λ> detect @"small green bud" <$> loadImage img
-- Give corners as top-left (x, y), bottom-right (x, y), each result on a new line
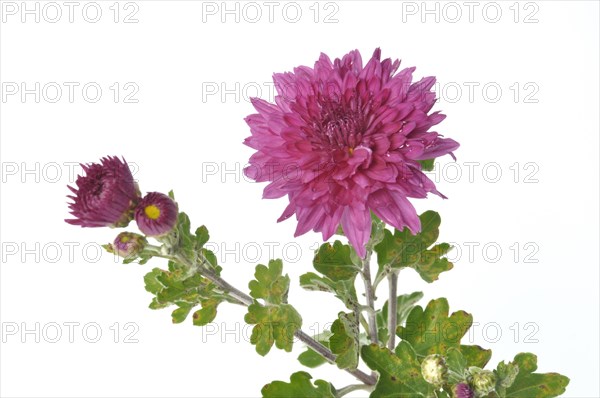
top-left (469, 368), bottom-right (497, 397)
top-left (496, 361), bottom-right (520, 388)
top-left (106, 232), bottom-right (147, 259)
top-left (421, 354), bottom-right (448, 386)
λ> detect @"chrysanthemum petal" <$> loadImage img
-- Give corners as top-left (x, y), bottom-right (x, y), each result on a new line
top-left (341, 206), bottom-right (371, 258)
top-left (368, 190), bottom-right (421, 234)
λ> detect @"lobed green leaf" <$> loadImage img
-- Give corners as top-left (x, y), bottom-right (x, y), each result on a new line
top-left (374, 211), bottom-right (453, 283)
top-left (329, 312), bottom-right (360, 370)
top-left (262, 371), bottom-right (335, 397)
top-left (245, 302), bottom-right (302, 356)
top-left (313, 241), bottom-right (361, 282)
top-left (361, 342), bottom-right (433, 398)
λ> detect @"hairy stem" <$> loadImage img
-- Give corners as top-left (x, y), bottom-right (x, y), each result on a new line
top-left (336, 383), bottom-right (373, 397)
top-left (372, 267), bottom-right (388, 291)
top-left (154, 248), bottom-right (377, 386)
top-left (387, 271), bottom-right (398, 350)
top-left (361, 251), bottom-right (379, 345)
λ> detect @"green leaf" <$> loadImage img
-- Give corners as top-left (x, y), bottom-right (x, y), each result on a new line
top-left (262, 371), bottom-right (335, 398)
top-left (313, 241), bottom-right (360, 281)
top-left (144, 268), bottom-right (165, 294)
top-left (368, 213), bottom-right (386, 248)
top-left (142, 219), bottom-right (227, 326)
top-left (446, 347), bottom-right (469, 384)
top-left (155, 272), bottom-right (207, 303)
top-left (329, 312), bottom-right (359, 370)
top-left (415, 243), bottom-right (454, 283)
top-left (495, 360), bottom-right (520, 390)
top-left (249, 259), bottom-right (290, 305)
top-left (374, 211), bottom-right (453, 283)
top-left (361, 342), bottom-right (433, 397)
top-left (397, 298), bottom-right (491, 368)
top-left (245, 302), bottom-right (302, 356)
top-left (376, 291), bottom-right (424, 343)
top-left (246, 260), bottom-right (302, 355)
top-left (143, 262), bottom-right (228, 325)
top-left (418, 159), bottom-right (435, 172)
top-left (460, 344), bottom-right (493, 368)
top-left (376, 211), bottom-right (441, 268)
top-left (298, 332), bottom-right (332, 369)
top-left (298, 347), bottom-right (329, 368)
top-left (171, 303), bottom-right (193, 324)
top-left (503, 353), bottom-right (569, 398)
top-left (397, 298), bottom-right (471, 355)
top-left (192, 299), bottom-right (220, 326)
top-left (299, 272), bottom-right (358, 310)
top-left (201, 248), bottom-right (220, 272)
top-left (195, 225), bottom-right (209, 247)
top-left (175, 212), bottom-right (195, 258)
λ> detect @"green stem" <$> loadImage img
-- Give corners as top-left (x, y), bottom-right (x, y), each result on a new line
top-left (359, 313), bottom-right (370, 332)
top-left (387, 270), bottom-right (398, 350)
top-left (147, 245), bottom-right (377, 386)
top-left (336, 383), bottom-right (373, 397)
top-left (372, 267), bottom-right (388, 291)
top-left (361, 250), bottom-right (379, 345)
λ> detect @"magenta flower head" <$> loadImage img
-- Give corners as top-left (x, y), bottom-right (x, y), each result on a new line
top-left (134, 192), bottom-right (178, 237)
top-left (454, 383), bottom-right (474, 398)
top-left (243, 48), bottom-right (459, 257)
top-left (66, 156), bottom-right (139, 228)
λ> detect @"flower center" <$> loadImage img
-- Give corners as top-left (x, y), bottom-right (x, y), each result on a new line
top-left (144, 205), bottom-right (161, 220)
top-left (317, 96), bottom-right (365, 152)
top-left (120, 235), bottom-right (131, 243)
top-left (91, 181), bottom-right (104, 196)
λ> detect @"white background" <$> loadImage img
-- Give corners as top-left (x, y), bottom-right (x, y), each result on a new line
top-left (1, 1), bottom-right (598, 397)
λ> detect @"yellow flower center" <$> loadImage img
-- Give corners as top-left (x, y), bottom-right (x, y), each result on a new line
top-left (120, 235), bottom-right (131, 243)
top-left (144, 205), bottom-right (161, 220)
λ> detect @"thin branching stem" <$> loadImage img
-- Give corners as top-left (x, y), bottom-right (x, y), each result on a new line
top-left (336, 383), bottom-right (373, 397)
top-left (145, 245), bottom-right (377, 386)
top-left (361, 250), bottom-right (379, 345)
top-left (387, 270), bottom-right (399, 350)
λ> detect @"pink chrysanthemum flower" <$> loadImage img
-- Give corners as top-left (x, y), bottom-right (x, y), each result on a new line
top-left (66, 156), bottom-right (139, 228)
top-left (243, 49), bottom-right (459, 257)
top-left (134, 192), bottom-right (178, 237)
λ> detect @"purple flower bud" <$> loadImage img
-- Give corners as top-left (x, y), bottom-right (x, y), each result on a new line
top-left (66, 156), bottom-right (140, 228)
top-left (454, 383), bottom-right (474, 398)
top-left (107, 232), bottom-right (147, 258)
top-left (135, 192), bottom-right (178, 237)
